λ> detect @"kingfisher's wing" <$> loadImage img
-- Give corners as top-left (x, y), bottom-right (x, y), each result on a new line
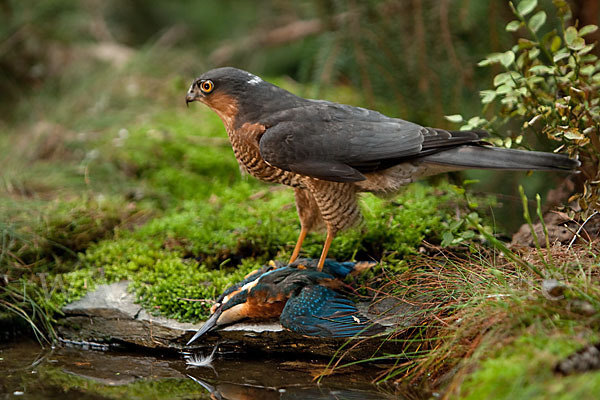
top-left (288, 258), bottom-right (376, 279)
top-left (215, 264), bottom-right (274, 304)
top-left (280, 284), bottom-right (383, 338)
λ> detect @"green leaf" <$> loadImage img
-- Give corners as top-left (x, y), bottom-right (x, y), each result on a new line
top-left (518, 38), bottom-right (536, 50)
top-left (579, 25), bottom-right (598, 37)
top-left (550, 35), bottom-right (562, 52)
top-left (506, 20), bottom-right (522, 32)
top-left (493, 72), bottom-right (512, 86)
top-left (515, 87), bottom-right (528, 96)
top-left (449, 219), bottom-right (464, 231)
top-left (441, 231), bottom-right (455, 247)
top-left (480, 90), bottom-right (497, 104)
top-left (461, 230), bottom-right (475, 239)
top-left (570, 37), bottom-right (586, 51)
top-left (496, 84), bottom-right (513, 95)
top-left (564, 26), bottom-right (579, 47)
top-left (494, 71), bottom-right (523, 86)
top-left (578, 44), bottom-right (595, 56)
top-left (467, 116), bottom-right (486, 126)
top-left (553, 51), bottom-right (570, 63)
top-left (479, 52), bottom-right (516, 67)
top-left (444, 114), bottom-right (463, 123)
top-left (553, 0), bottom-right (572, 21)
top-left (581, 54), bottom-right (598, 63)
top-left (500, 51), bottom-right (516, 67)
top-left (515, 135), bottom-right (523, 144)
top-left (517, 0), bottom-right (537, 17)
top-left (488, 52), bottom-right (505, 62)
top-left (580, 64), bottom-right (595, 76)
top-left (516, 52), bottom-right (527, 69)
top-left (528, 47), bottom-right (540, 60)
top-left (526, 75), bottom-right (545, 84)
top-left (562, 129), bottom-right (584, 140)
top-left (529, 65), bottom-right (554, 74)
top-left (528, 10), bottom-right (546, 33)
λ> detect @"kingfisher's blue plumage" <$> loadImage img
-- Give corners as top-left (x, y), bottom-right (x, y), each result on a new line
top-left (214, 263), bottom-right (276, 306)
top-left (281, 283), bottom-right (381, 337)
top-left (290, 258), bottom-right (365, 279)
top-left (187, 259), bottom-right (382, 345)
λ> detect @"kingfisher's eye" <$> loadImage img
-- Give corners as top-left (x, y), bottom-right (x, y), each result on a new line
top-left (199, 80), bottom-right (214, 93)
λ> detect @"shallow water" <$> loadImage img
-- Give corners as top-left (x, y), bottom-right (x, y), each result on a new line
top-left (1, 340), bottom-right (402, 399)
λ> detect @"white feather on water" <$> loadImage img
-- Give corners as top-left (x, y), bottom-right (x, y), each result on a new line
top-left (182, 343), bottom-right (219, 368)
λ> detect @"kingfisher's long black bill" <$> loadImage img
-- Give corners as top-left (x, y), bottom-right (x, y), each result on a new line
top-left (186, 307), bottom-right (222, 346)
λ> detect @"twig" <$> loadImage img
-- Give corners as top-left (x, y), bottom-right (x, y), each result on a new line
top-left (177, 297), bottom-right (215, 305)
top-left (567, 210), bottom-right (599, 250)
top-left (210, 14), bottom-right (350, 65)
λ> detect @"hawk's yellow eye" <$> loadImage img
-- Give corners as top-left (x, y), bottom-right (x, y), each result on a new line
top-left (199, 80), bottom-right (214, 93)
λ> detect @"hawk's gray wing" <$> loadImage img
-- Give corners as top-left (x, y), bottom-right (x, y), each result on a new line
top-left (258, 100), bottom-right (482, 182)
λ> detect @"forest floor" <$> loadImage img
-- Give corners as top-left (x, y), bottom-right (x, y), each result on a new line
top-left (1, 46), bottom-right (599, 399)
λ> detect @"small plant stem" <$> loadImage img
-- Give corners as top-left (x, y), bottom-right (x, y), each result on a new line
top-left (567, 210), bottom-right (599, 249)
top-left (519, 186), bottom-right (550, 270)
top-left (509, 2), bottom-right (556, 66)
top-left (535, 194), bottom-right (555, 267)
top-left (469, 216), bottom-right (545, 279)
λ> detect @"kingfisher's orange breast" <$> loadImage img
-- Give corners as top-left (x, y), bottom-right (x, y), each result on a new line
top-left (244, 290), bottom-right (288, 319)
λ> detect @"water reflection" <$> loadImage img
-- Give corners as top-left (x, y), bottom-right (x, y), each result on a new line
top-left (187, 374), bottom-right (395, 400)
top-left (1, 340), bottom-right (398, 399)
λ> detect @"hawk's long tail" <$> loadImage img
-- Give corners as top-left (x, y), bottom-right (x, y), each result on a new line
top-left (420, 145), bottom-right (580, 172)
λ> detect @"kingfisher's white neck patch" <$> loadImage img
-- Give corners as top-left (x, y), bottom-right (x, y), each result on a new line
top-left (247, 74), bottom-right (263, 85)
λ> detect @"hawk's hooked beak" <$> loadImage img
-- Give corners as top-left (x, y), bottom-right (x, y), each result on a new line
top-left (185, 92), bottom-right (197, 108)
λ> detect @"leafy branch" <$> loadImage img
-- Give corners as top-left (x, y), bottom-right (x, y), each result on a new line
top-left (447, 0), bottom-right (600, 216)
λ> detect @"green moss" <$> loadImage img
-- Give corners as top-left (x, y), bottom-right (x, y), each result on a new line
top-left (50, 179), bottom-right (484, 322)
top-left (460, 333), bottom-right (600, 400)
top-left (100, 110), bottom-right (242, 203)
top-left (331, 184), bottom-right (477, 262)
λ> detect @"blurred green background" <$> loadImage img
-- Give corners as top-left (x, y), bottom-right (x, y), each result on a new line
top-left (2, 0), bottom-right (595, 120)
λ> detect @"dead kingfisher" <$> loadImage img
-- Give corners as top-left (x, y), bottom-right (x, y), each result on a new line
top-left (187, 259), bottom-right (383, 345)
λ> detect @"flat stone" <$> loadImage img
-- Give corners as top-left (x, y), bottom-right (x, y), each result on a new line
top-left (222, 322), bottom-right (283, 332)
top-left (62, 281), bottom-right (141, 319)
top-left (58, 280), bottom-right (413, 359)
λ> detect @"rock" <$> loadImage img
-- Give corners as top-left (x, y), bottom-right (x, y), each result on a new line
top-left (58, 281), bottom-right (410, 360)
top-left (62, 281), bottom-right (141, 319)
top-left (511, 212), bottom-right (574, 247)
top-left (59, 281), bottom-right (199, 349)
top-left (569, 300), bottom-right (596, 316)
top-left (511, 211), bottom-right (600, 248)
top-left (555, 342), bottom-right (600, 375)
top-left (541, 279), bottom-right (565, 300)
